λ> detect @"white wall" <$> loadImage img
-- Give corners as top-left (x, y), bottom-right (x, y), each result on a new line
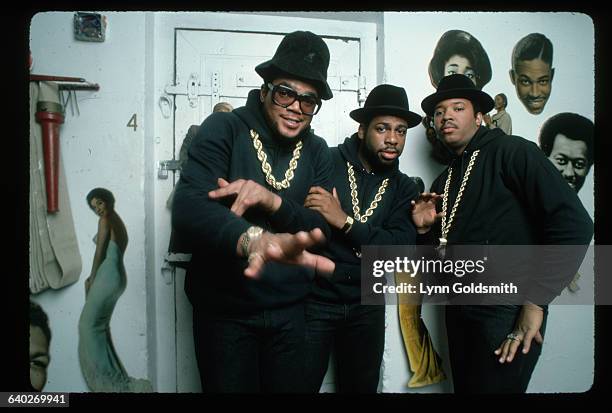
top-left (383, 11), bottom-right (594, 393)
top-left (29, 12), bottom-right (151, 392)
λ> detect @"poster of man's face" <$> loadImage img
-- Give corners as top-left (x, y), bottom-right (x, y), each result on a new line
top-left (510, 33), bottom-right (555, 115)
top-left (539, 113), bottom-right (594, 193)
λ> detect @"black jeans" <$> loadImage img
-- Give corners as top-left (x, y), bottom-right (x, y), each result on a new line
top-left (445, 305), bottom-right (547, 393)
top-left (303, 298), bottom-right (385, 393)
top-left (192, 303), bottom-right (306, 393)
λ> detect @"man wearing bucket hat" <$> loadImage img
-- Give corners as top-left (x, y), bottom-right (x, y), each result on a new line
top-left (173, 31), bottom-right (336, 393)
top-left (411, 74), bottom-right (593, 393)
top-left (302, 84), bottom-right (422, 392)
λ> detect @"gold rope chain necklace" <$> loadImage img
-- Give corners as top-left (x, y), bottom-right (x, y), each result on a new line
top-left (250, 129), bottom-right (302, 190)
top-left (347, 161), bottom-right (390, 223)
top-left (439, 149), bottom-right (480, 252)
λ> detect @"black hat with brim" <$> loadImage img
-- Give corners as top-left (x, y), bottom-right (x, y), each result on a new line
top-left (421, 74), bottom-right (494, 116)
top-left (350, 84), bottom-right (422, 128)
top-left (255, 31), bottom-right (333, 100)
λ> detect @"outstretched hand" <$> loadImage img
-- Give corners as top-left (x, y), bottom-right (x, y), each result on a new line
top-left (209, 178), bottom-right (282, 216)
top-left (244, 228), bottom-right (335, 279)
top-left (410, 192), bottom-right (444, 234)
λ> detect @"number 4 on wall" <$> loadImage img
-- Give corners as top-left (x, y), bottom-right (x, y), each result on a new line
top-left (127, 113), bottom-right (137, 131)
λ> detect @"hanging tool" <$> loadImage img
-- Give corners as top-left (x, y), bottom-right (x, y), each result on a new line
top-left (35, 101), bottom-right (64, 213)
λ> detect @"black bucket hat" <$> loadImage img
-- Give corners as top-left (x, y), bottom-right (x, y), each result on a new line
top-left (255, 31), bottom-right (333, 100)
top-left (421, 74), bottom-right (494, 116)
top-left (349, 84), bottom-right (422, 128)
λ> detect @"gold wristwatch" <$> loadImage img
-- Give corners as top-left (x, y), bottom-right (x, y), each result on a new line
top-left (241, 226), bottom-right (264, 257)
top-left (341, 216), bottom-right (354, 234)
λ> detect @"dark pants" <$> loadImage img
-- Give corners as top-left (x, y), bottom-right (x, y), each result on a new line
top-left (303, 298), bottom-right (385, 393)
top-left (192, 303), bottom-right (306, 393)
top-left (445, 305), bottom-right (547, 393)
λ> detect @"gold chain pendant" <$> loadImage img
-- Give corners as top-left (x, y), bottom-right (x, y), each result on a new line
top-left (250, 129), bottom-right (302, 190)
top-left (437, 150), bottom-right (480, 258)
top-left (347, 162), bottom-right (389, 223)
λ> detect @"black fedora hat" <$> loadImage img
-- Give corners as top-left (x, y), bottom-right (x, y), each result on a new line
top-left (421, 74), bottom-right (494, 116)
top-left (255, 31), bottom-right (333, 100)
top-left (349, 84), bottom-right (422, 128)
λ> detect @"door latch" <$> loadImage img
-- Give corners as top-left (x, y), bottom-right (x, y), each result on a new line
top-left (186, 72), bottom-right (200, 108)
top-left (165, 72), bottom-right (209, 108)
top-left (158, 160), bottom-right (181, 179)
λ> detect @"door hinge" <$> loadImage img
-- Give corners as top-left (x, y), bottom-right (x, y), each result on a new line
top-left (358, 75), bottom-right (367, 105)
top-left (327, 75), bottom-right (364, 92)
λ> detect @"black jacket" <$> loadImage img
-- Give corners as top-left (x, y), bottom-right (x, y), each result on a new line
top-left (418, 126), bottom-right (593, 304)
top-left (311, 134), bottom-right (419, 303)
top-left (173, 89), bottom-right (333, 314)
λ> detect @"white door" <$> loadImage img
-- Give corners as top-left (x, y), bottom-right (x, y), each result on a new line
top-left (156, 17), bottom-right (376, 392)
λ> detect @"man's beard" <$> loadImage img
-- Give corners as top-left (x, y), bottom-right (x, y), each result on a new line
top-left (360, 143), bottom-right (395, 172)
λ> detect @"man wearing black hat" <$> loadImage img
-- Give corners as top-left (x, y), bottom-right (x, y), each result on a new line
top-left (412, 74), bottom-right (593, 393)
top-left (302, 84), bottom-right (422, 393)
top-left (173, 31), bottom-right (336, 393)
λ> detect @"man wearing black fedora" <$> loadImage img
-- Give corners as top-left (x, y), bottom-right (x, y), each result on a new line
top-left (173, 30), bottom-right (337, 393)
top-left (412, 74), bottom-right (593, 393)
top-left (303, 84), bottom-right (422, 392)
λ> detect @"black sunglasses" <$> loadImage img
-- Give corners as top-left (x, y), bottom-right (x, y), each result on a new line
top-left (267, 83), bottom-right (322, 116)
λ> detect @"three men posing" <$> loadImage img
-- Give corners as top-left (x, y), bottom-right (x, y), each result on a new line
top-left (174, 29), bottom-right (592, 393)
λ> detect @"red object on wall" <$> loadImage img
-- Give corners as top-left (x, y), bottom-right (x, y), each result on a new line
top-left (35, 102), bottom-right (64, 213)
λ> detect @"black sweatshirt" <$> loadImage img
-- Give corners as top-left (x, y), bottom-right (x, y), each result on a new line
top-left (311, 134), bottom-right (419, 303)
top-left (173, 89), bottom-right (333, 314)
top-left (417, 126), bottom-right (593, 304)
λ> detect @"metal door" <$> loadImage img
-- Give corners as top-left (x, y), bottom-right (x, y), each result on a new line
top-left (161, 25), bottom-right (371, 392)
